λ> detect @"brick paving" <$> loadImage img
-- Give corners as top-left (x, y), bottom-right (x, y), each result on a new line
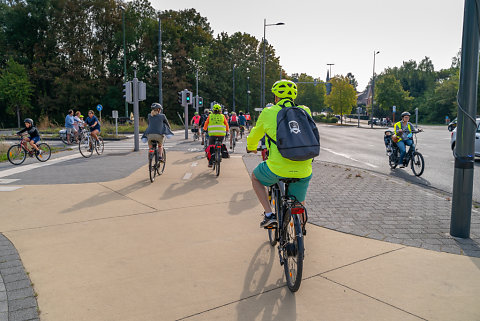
top-left (243, 155), bottom-right (480, 257)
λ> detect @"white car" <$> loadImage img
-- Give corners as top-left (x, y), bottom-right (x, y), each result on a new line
top-left (450, 118), bottom-right (480, 157)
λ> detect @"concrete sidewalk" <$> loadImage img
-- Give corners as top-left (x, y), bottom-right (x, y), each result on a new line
top-left (0, 151), bottom-right (479, 320)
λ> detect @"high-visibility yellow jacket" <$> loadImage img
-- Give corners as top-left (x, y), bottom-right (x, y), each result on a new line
top-left (247, 99), bottom-right (313, 178)
top-left (394, 121), bottom-right (413, 142)
top-left (204, 113), bottom-right (229, 136)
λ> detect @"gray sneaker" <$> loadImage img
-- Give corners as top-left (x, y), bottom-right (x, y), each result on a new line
top-left (260, 214), bottom-right (277, 228)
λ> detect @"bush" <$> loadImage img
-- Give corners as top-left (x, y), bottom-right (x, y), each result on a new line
top-left (313, 115), bottom-right (338, 124)
top-left (328, 117), bottom-right (338, 123)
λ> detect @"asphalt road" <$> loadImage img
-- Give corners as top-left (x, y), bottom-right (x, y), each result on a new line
top-left (316, 123), bottom-right (480, 202)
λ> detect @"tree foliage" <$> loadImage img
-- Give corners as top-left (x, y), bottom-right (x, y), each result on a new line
top-left (326, 76), bottom-right (356, 124)
top-left (375, 74), bottom-right (413, 113)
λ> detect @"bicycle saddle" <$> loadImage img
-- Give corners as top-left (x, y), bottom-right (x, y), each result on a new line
top-left (280, 178), bottom-right (301, 184)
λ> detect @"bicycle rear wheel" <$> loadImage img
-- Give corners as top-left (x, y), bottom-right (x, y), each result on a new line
top-left (95, 137), bottom-right (104, 155)
top-left (7, 144), bottom-right (26, 165)
top-left (411, 152), bottom-right (425, 177)
top-left (156, 147), bottom-right (166, 175)
top-left (283, 212), bottom-right (304, 292)
top-left (79, 137), bottom-right (93, 158)
top-left (35, 143), bottom-right (51, 162)
top-left (215, 147), bottom-right (221, 176)
top-left (149, 151), bottom-right (157, 182)
top-left (267, 186), bottom-right (279, 246)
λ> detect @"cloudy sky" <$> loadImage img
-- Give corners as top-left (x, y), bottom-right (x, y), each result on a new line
top-left (150, 0), bottom-right (464, 91)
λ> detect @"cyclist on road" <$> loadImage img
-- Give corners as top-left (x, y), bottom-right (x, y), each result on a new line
top-left (228, 111), bottom-right (240, 149)
top-left (17, 118), bottom-right (41, 155)
top-left (144, 103), bottom-right (173, 160)
top-left (85, 110), bottom-right (101, 145)
top-left (247, 80), bottom-right (313, 228)
top-left (394, 111), bottom-right (418, 168)
top-left (245, 112), bottom-right (251, 130)
top-left (190, 112), bottom-right (201, 135)
top-left (203, 104), bottom-right (229, 167)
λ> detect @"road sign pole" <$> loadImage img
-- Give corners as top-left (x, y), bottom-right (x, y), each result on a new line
top-left (133, 67), bottom-right (139, 152)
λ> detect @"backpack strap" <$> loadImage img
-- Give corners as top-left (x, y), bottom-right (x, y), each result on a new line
top-left (265, 133), bottom-right (276, 147)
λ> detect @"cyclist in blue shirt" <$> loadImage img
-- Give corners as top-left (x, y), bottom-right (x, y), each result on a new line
top-left (85, 110), bottom-right (101, 143)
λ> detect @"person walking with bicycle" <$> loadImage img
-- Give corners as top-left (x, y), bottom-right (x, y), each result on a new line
top-left (16, 118), bottom-right (41, 155)
top-left (394, 111), bottom-right (420, 168)
top-left (203, 104), bottom-right (229, 167)
top-left (246, 80), bottom-right (317, 228)
top-left (144, 103), bottom-right (172, 160)
top-left (65, 109), bottom-right (75, 145)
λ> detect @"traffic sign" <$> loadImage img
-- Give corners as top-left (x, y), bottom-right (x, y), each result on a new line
top-left (392, 105), bottom-right (396, 112)
top-left (97, 104), bottom-right (103, 111)
top-left (112, 110), bottom-right (118, 118)
top-left (254, 108), bottom-right (263, 112)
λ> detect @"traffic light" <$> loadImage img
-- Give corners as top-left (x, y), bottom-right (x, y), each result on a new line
top-left (178, 91), bottom-right (183, 105)
top-left (185, 91), bottom-right (191, 105)
top-left (123, 81), bottom-right (132, 103)
top-left (198, 97), bottom-right (203, 107)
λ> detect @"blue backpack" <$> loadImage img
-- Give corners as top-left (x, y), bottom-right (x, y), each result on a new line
top-left (266, 100), bottom-right (320, 161)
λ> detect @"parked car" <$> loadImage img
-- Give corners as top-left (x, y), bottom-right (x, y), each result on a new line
top-left (118, 117), bottom-right (133, 125)
top-left (450, 118), bottom-right (480, 157)
top-left (368, 117), bottom-right (380, 125)
top-left (447, 118), bottom-right (457, 132)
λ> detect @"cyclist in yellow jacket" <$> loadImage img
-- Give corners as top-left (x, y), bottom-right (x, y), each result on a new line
top-left (203, 104), bottom-right (229, 167)
top-left (394, 111), bottom-right (419, 168)
top-left (247, 80), bottom-right (313, 228)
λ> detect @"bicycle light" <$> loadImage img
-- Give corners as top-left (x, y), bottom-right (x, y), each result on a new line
top-left (291, 208), bottom-right (304, 215)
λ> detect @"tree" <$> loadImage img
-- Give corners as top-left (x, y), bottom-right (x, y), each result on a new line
top-left (294, 73), bottom-right (326, 112)
top-left (345, 72), bottom-right (358, 91)
top-left (325, 76), bottom-right (357, 124)
top-left (375, 74), bottom-right (413, 118)
top-left (0, 58), bottom-right (33, 128)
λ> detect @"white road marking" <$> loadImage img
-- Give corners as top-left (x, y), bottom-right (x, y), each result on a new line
top-left (0, 179), bottom-right (20, 184)
top-left (0, 186), bottom-right (22, 192)
top-left (321, 147), bottom-right (378, 168)
top-left (0, 154), bottom-right (82, 179)
top-left (229, 155), bottom-right (243, 158)
top-left (191, 162), bottom-right (198, 167)
top-left (183, 172), bottom-right (192, 180)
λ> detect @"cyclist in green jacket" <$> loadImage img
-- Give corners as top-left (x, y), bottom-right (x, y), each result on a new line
top-left (246, 80), bottom-right (313, 228)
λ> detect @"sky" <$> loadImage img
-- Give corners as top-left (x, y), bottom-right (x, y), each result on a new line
top-left (149, 0), bottom-right (464, 92)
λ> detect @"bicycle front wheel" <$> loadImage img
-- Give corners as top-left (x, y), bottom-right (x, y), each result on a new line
top-left (7, 145), bottom-right (26, 165)
top-left (149, 152), bottom-right (157, 182)
top-left (95, 137), bottom-right (104, 155)
top-left (79, 137), bottom-right (93, 158)
top-left (36, 143), bottom-right (51, 162)
top-left (411, 152), bottom-right (425, 177)
top-left (156, 147), bottom-right (166, 175)
top-left (283, 213), bottom-right (304, 293)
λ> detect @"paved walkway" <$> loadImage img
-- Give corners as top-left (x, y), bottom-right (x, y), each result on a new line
top-left (0, 148), bottom-right (479, 320)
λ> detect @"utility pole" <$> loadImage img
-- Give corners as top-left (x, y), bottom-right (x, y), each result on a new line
top-left (196, 69), bottom-right (199, 113)
top-left (370, 51), bottom-right (380, 129)
top-left (450, 0), bottom-right (479, 238)
top-left (132, 66), bottom-right (139, 151)
top-left (158, 17), bottom-right (163, 106)
top-left (121, 6), bottom-right (128, 117)
top-left (233, 64), bottom-right (236, 112)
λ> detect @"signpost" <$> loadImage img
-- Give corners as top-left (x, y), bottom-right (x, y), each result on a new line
top-left (392, 105), bottom-right (396, 123)
top-left (97, 104), bottom-right (103, 122)
top-left (112, 110), bottom-right (118, 136)
top-left (254, 108), bottom-right (263, 112)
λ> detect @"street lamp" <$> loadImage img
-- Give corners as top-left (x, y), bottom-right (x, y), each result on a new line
top-left (327, 63), bottom-right (334, 79)
top-left (232, 63), bottom-right (236, 112)
top-left (247, 68), bottom-right (251, 114)
top-left (370, 50), bottom-right (380, 129)
top-left (120, 5), bottom-right (128, 117)
top-left (262, 19), bottom-right (285, 108)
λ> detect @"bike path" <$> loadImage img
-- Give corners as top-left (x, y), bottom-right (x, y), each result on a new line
top-left (0, 150), bottom-right (479, 320)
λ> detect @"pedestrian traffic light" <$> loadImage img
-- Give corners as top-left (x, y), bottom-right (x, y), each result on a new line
top-left (185, 91), bottom-right (191, 105)
top-left (123, 81), bottom-right (132, 104)
top-left (198, 97), bottom-right (203, 107)
top-left (178, 91), bottom-right (183, 105)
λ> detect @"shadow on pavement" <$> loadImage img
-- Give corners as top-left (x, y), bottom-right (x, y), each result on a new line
top-left (159, 171), bottom-right (218, 200)
top-left (171, 153), bottom-right (203, 165)
top-left (228, 190), bottom-right (257, 215)
top-left (389, 167), bottom-right (432, 186)
top-left (60, 179), bottom-right (151, 214)
top-left (235, 242), bottom-right (297, 321)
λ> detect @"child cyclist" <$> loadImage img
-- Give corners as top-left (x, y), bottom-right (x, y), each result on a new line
top-left (16, 118), bottom-right (41, 155)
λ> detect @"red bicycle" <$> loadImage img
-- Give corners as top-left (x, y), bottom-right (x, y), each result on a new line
top-left (7, 135), bottom-right (51, 165)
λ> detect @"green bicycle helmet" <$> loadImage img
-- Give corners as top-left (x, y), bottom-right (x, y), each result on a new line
top-left (213, 104), bottom-right (222, 112)
top-left (271, 79), bottom-right (297, 100)
top-left (194, 112), bottom-right (199, 115)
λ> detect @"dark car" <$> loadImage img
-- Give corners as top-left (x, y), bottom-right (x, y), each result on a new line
top-left (118, 117), bottom-right (133, 125)
top-left (368, 118), bottom-right (380, 125)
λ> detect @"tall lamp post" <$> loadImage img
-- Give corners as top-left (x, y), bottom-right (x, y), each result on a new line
top-left (120, 6), bottom-right (128, 117)
top-left (327, 63), bottom-right (334, 78)
top-left (370, 50), bottom-right (380, 129)
top-left (232, 64), bottom-right (236, 112)
top-left (262, 19), bottom-right (285, 108)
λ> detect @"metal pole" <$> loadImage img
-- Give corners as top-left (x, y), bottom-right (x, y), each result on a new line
top-left (122, 8), bottom-right (128, 117)
top-left (357, 107), bottom-right (360, 128)
top-left (196, 69), bottom-right (199, 113)
top-left (370, 51), bottom-right (379, 129)
top-left (158, 17), bottom-right (163, 106)
top-left (247, 76), bottom-right (250, 114)
top-left (415, 108), bottom-right (418, 129)
top-left (263, 19), bottom-right (266, 108)
top-left (115, 118), bottom-right (118, 137)
top-left (450, 0), bottom-right (479, 238)
top-left (133, 67), bottom-right (139, 151)
top-left (184, 90), bottom-right (189, 140)
top-left (233, 64), bottom-right (236, 112)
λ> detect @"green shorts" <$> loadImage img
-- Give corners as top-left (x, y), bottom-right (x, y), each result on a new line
top-left (253, 161), bottom-right (312, 202)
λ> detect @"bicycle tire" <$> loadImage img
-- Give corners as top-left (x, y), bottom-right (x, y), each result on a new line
top-left (149, 151), bottom-right (157, 182)
top-left (215, 147), bottom-right (221, 176)
top-left (267, 186), bottom-right (279, 246)
top-left (232, 131), bottom-right (236, 152)
top-left (95, 137), bottom-right (104, 155)
top-left (7, 144), bottom-right (26, 165)
top-left (283, 213), bottom-right (304, 292)
top-left (411, 151), bottom-right (425, 177)
top-left (79, 136), bottom-right (93, 158)
top-left (156, 147), bottom-right (166, 175)
top-left (35, 143), bottom-right (51, 162)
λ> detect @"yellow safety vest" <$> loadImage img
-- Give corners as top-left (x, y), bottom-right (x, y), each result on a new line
top-left (394, 121), bottom-right (412, 142)
top-left (207, 114), bottom-right (226, 136)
